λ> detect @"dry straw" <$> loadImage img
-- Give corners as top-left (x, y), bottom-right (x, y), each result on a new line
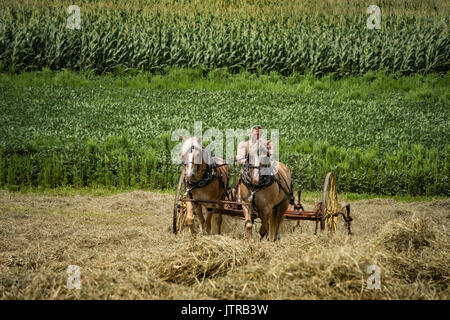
top-left (0, 192), bottom-right (449, 299)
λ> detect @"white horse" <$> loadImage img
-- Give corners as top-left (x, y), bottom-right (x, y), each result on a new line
top-left (180, 137), bottom-right (229, 235)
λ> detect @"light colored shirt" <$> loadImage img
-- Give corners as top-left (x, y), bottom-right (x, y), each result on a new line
top-left (236, 140), bottom-right (273, 164)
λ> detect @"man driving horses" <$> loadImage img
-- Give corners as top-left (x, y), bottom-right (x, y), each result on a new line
top-left (236, 125), bottom-right (273, 165)
top-left (236, 126), bottom-right (295, 240)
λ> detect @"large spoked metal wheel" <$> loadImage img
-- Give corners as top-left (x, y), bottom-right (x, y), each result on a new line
top-left (321, 172), bottom-right (339, 232)
top-left (173, 168), bottom-right (187, 234)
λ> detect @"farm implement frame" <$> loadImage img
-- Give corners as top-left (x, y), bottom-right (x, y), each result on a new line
top-left (173, 171), bottom-right (353, 235)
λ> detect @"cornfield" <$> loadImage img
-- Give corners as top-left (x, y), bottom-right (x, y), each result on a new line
top-left (0, 0), bottom-right (448, 195)
top-left (0, 79), bottom-right (448, 195)
top-left (0, 1), bottom-right (449, 76)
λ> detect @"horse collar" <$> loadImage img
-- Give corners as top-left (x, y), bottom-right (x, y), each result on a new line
top-left (185, 163), bottom-right (217, 191)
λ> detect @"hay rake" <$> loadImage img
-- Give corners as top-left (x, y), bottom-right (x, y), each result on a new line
top-left (173, 170), bottom-right (352, 235)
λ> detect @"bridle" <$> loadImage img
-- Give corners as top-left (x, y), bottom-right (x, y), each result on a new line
top-left (183, 144), bottom-right (228, 196)
top-left (240, 151), bottom-right (295, 210)
top-left (241, 161), bottom-right (274, 190)
top-left (185, 145), bottom-right (203, 176)
top-left (243, 141), bottom-right (272, 184)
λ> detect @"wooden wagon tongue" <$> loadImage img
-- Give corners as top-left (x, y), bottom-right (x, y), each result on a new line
top-left (173, 171), bottom-right (353, 235)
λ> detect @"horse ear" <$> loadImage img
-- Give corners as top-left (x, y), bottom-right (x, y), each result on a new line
top-left (179, 136), bottom-right (186, 156)
top-left (197, 137), bottom-right (202, 145)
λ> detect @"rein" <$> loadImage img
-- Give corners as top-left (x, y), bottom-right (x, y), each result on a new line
top-left (183, 145), bottom-right (229, 196)
top-left (240, 162), bottom-right (274, 191)
top-left (240, 161), bottom-right (295, 210)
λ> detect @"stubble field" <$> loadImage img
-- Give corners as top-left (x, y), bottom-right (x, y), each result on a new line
top-left (1, 190), bottom-right (449, 299)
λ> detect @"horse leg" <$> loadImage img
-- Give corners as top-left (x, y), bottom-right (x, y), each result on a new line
top-left (193, 204), bottom-right (206, 234)
top-left (276, 220), bottom-right (281, 241)
top-left (217, 213), bottom-right (223, 234)
top-left (216, 203), bottom-right (227, 235)
top-left (213, 203), bottom-right (224, 235)
top-left (274, 202), bottom-right (289, 241)
top-left (210, 211), bottom-right (223, 235)
top-left (270, 206), bottom-right (283, 241)
top-left (204, 206), bottom-right (222, 235)
top-left (275, 208), bottom-right (282, 241)
top-left (200, 205), bottom-right (212, 234)
top-left (268, 207), bottom-right (280, 241)
top-left (259, 210), bottom-right (269, 240)
top-left (185, 201), bottom-right (197, 235)
top-left (242, 204), bottom-right (253, 240)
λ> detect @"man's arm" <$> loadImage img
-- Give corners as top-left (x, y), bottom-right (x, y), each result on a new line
top-left (236, 141), bottom-right (248, 164)
top-left (267, 140), bottom-right (274, 157)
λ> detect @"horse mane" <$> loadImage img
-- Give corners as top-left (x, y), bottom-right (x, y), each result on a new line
top-left (248, 138), bottom-right (269, 155)
top-left (180, 137), bottom-right (204, 156)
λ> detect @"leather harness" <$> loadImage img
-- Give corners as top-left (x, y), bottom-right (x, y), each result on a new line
top-left (185, 163), bottom-right (228, 195)
top-left (184, 146), bottom-right (229, 199)
top-left (240, 161), bottom-right (295, 212)
top-left (183, 144), bottom-right (294, 221)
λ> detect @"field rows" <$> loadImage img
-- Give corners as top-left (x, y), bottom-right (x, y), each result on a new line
top-left (0, 6), bottom-right (448, 76)
top-left (0, 78), bottom-right (448, 195)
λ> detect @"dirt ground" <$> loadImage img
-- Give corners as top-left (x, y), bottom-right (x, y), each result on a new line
top-left (0, 190), bottom-right (449, 299)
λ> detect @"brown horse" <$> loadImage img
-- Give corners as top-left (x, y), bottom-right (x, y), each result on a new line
top-left (238, 140), bottom-right (293, 241)
top-left (180, 137), bottom-right (229, 235)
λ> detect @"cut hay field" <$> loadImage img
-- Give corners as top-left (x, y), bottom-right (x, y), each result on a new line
top-left (1, 190), bottom-right (449, 299)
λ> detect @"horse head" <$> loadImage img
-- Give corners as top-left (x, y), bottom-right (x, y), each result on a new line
top-left (180, 136), bottom-right (211, 184)
top-left (247, 138), bottom-right (271, 185)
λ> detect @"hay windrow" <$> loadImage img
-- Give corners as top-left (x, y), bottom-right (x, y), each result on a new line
top-left (154, 236), bottom-right (253, 285)
top-left (377, 215), bottom-right (437, 253)
top-left (1, 190), bottom-right (449, 299)
top-left (375, 215), bottom-right (450, 291)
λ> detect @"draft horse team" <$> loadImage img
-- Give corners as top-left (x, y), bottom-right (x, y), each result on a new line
top-left (179, 125), bottom-right (295, 241)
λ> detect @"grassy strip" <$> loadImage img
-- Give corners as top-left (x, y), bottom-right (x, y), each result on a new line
top-left (0, 68), bottom-right (449, 103)
top-left (1, 185), bottom-right (446, 203)
top-left (0, 135), bottom-right (448, 196)
top-left (1, 185), bottom-right (175, 197)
